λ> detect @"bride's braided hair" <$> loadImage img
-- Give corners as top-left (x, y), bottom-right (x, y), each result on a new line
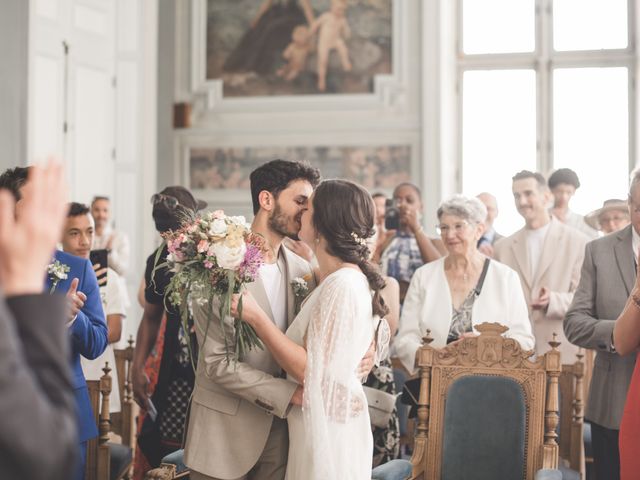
top-left (312, 180), bottom-right (389, 318)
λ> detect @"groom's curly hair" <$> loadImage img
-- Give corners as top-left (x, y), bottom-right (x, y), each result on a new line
top-left (250, 160), bottom-right (321, 214)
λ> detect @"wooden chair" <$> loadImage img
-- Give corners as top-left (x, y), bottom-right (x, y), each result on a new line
top-left (409, 322), bottom-right (563, 480)
top-left (85, 363), bottom-right (134, 480)
top-left (558, 349), bottom-right (586, 477)
top-left (112, 336), bottom-right (136, 448)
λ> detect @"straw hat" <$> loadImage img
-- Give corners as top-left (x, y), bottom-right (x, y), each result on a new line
top-left (584, 199), bottom-right (629, 230)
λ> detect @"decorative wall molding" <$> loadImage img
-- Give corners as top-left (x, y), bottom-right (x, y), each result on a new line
top-left (188, 0), bottom-right (412, 117)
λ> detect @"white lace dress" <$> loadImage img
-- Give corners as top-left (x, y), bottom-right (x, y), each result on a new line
top-left (285, 268), bottom-right (376, 480)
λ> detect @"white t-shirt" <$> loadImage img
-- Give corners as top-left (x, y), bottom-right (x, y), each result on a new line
top-left (525, 222), bottom-right (551, 279)
top-left (259, 262), bottom-right (287, 332)
top-left (81, 267), bottom-right (128, 412)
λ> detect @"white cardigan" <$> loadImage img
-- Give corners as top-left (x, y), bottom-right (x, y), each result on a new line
top-left (394, 257), bottom-right (535, 374)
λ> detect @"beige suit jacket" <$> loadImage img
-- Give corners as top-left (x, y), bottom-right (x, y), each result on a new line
top-left (494, 218), bottom-right (588, 361)
top-left (184, 247), bottom-right (315, 479)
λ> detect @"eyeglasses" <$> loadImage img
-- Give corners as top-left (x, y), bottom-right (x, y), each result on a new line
top-left (151, 193), bottom-right (180, 209)
top-left (436, 221), bottom-right (471, 236)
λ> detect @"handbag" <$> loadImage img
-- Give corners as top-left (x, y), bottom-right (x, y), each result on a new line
top-left (364, 386), bottom-right (397, 428)
top-left (364, 318), bottom-right (397, 429)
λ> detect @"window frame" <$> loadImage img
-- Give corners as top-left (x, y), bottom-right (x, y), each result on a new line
top-left (456, 0), bottom-right (637, 187)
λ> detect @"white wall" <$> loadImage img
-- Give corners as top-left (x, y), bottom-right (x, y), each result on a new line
top-left (0, 0), bottom-right (29, 172)
top-left (27, 0), bottom-right (157, 343)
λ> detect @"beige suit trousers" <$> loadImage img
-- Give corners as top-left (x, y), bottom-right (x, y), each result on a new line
top-left (190, 417), bottom-right (288, 480)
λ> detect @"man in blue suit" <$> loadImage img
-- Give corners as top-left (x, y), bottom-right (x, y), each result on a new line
top-left (0, 167), bottom-right (108, 480)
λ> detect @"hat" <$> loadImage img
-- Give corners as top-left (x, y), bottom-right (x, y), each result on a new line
top-left (584, 199), bottom-right (629, 230)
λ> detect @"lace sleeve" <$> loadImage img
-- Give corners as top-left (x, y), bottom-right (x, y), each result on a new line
top-left (303, 273), bottom-right (372, 478)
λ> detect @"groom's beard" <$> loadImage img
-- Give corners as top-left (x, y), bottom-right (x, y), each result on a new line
top-left (268, 203), bottom-right (300, 240)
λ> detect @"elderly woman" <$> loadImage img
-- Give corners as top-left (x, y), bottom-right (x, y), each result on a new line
top-left (394, 195), bottom-right (535, 374)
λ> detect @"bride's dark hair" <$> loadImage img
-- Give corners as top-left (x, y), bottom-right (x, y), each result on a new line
top-left (312, 180), bottom-right (389, 318)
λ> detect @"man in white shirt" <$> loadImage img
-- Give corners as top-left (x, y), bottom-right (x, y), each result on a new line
top-left (494, 171), bottom-right (588, 360)
top-left (62, 202), bottom-right (129, 412)
top-left (91, 196), bottom-right (131, 276)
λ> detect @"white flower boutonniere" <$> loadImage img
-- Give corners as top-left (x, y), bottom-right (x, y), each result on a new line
top-left (47, 260), bottom-right (70, 294)
top-left (291, 274), bottom-right (311, 314)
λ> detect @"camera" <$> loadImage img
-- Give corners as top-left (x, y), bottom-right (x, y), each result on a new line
top-left (384, 198), bottom-right (400, 230)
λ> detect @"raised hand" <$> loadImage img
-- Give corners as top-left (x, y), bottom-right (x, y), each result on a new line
top-left (0, 160), bottom-right (68, 296)
top-left (66, 277), bottom-right (87, 321)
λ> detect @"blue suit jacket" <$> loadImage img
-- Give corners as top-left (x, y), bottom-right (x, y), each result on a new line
top-left (46, 250), bottom-right (108, 442)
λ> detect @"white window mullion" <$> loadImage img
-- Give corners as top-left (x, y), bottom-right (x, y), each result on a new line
top-left (537, 0), bottom-right (552, 174)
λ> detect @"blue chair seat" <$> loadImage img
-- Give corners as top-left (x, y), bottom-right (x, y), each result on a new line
top-left (371, 459), bottom-right (412, 480)
top-left (161, 449), bottom-right (188, 475)
top-left (108, 442), bottom-right (133, 480)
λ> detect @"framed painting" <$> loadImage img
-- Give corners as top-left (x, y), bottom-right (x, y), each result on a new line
top-left (188, 144), bottom-right (412, 196)
top-left (204, 0), bottom-right (392, 97)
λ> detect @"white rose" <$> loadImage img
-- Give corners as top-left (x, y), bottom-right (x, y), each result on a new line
top-left (209, 218), bottom-right (228, 237)
top-left (212, 242), bottom-right (246, 270)
top-left (229, 215), bottom-right (250, 229)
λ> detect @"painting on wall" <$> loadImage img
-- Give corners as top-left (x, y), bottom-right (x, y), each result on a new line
top-left (189, 144), bottom-right (411, 192)
top-left (205, 0), bottom-right (392, 96)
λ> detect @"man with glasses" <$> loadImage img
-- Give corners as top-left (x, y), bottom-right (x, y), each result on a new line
top-left (494, 170), bottom-right (588, 360)
top-left (563, 172), bottom-right (640, 480)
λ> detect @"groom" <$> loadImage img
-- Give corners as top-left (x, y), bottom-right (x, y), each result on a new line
top-left (184, 160), bottom-right (322, 480)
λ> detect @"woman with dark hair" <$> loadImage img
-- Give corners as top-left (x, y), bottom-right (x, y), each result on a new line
top-left (232, 179), bottom-right (388, 479)
top-left (131, 186), bottom-right (207, 479)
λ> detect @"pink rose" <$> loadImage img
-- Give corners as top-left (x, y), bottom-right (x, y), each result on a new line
top-left (197, 239), bottom-right (210, 253)
top-left (212, 209), bottom-right (225, 219)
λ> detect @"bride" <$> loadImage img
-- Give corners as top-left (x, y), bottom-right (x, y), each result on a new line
top-left (231, 179), bottom-right (388, 479)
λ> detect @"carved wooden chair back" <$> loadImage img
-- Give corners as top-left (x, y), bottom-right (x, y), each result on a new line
top-left (409, 322), bottom-right (562, 480)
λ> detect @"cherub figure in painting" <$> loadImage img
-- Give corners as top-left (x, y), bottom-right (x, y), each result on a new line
top-left (276, 24), bottom-right (314, 81)
top-left (311, 0), bottom-right (352, 91)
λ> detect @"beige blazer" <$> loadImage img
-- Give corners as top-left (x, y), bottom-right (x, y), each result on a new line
top-left (494, 218), bottom-right (588, 361)
top-left (184, 247), bottom-right (315, 479)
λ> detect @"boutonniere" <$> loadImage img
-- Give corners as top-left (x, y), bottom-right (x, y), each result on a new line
top-left (47, 260), bottom-right (70, 294)
top-left (291, 274), bottom-right (312, 314)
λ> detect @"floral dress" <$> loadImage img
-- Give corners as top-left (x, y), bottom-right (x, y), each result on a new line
top-left (365, 359), bottom-right (400, 466)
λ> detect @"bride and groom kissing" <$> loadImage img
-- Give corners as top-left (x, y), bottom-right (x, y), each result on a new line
top-left (184, 159), bottom-right (390, 480)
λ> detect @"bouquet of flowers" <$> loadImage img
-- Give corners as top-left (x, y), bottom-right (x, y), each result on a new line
top-left (157, 209), bottom-right (266, 365)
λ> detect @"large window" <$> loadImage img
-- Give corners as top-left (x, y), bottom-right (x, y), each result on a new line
top-left (459, 0), bottom-right (634, 235)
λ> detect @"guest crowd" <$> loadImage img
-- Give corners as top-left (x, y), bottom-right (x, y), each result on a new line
top-left (1, 158), bottom-right (640, 480)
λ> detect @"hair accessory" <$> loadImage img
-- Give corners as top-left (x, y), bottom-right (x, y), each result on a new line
top-left (350, 231), bottom-right (367, 247)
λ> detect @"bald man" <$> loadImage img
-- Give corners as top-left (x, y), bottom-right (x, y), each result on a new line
top-left (476, 192), bottom-right (502, 257)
